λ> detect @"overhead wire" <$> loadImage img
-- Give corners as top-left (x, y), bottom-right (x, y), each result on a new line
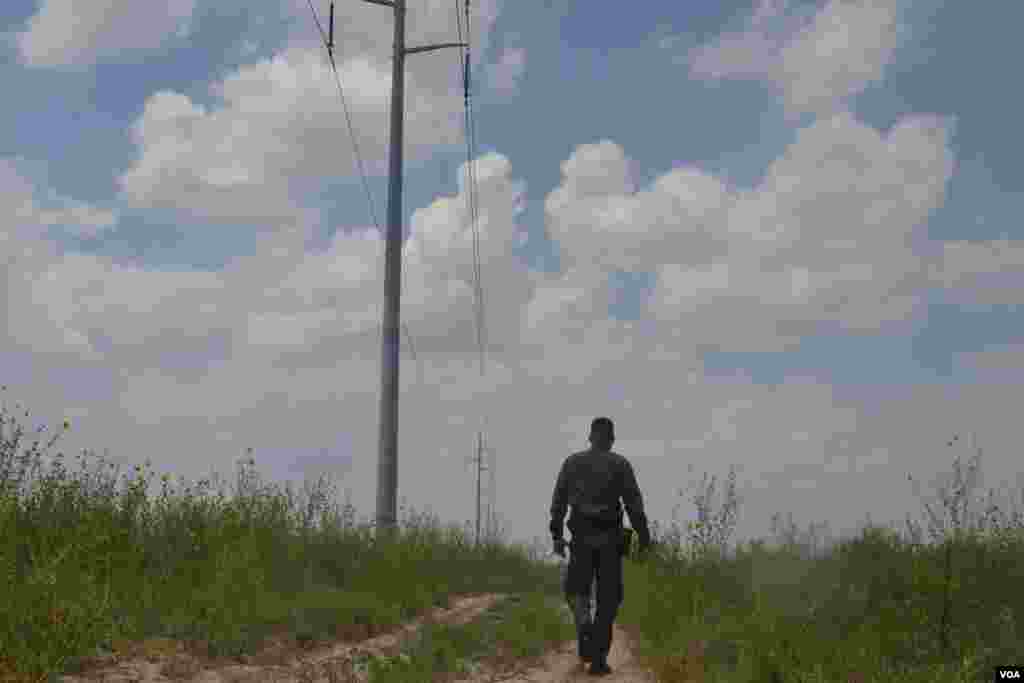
top-left (456, 0), bottom-right (495, 540)
top-left (307, 0), bottom-right (490, 510)
top-left (455, 0), bottom-right (487, 381)
top-left (305, 0), bottom-right (420, 378)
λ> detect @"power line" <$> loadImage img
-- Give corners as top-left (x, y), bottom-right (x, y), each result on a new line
top-left (309, 0), bottom-right (488, 539)
top-left (456, 0), bottom-right (494, 545)
top-left (305, 1), bottom-right (419, 372)
top-left (305, 0), bottom-right (379, 232)
top-left (458, 0), bottom-right (487, 380)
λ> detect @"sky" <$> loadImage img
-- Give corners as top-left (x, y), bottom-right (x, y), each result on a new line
top-left (2, 0), bottom-right (1023, 555)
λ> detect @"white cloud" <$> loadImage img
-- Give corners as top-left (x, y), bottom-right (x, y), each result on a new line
top-left (0, 160), bottom-right (40, 241)
top-left (109, 0), bottom-right (508, 223)
top-left (280, 0), bottom-right (503, 66)
top-left (403, 153), bottom-right (536, 354)
top-left (37, 204), bottom-right (118, 238)
top-left (0, 158), bottom-right (118, 246)
top-left (928, 239), bottom-right (1024, 305)
top-left (16, 0), bottom-right (505, 71)
top-left (117, 43), bottom-right (486, 223)
top-left (6, 88), bottom-right (1024, 552)
top-left (117, 52), bottom-right (392, 224)
top-left (11, 149), bottom-right (534, 379)
top-left (690, 0), bottom-right (903, 119)
top-left (487, 47), bottom-right (526, 95)
top-left (958, 343), bottom-right (1024, 370)
top-left (17, 0), bottom-right (1018, 555)
top-left (954, 344), bottom-right (1024, 385)
top-left (543, 112), bottom-right (955, 351)
top-left (17, 0), bottom-right (196, 68)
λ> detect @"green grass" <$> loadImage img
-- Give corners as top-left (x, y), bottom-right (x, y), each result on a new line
top-left (618, 458), bottom-right (1024, 682)
top-left (362, 591), bottom-right (575, 682)
top-left (3, 386), bottom-right (1023, 683)
top-left (0, 388), bottom-right (573, 682)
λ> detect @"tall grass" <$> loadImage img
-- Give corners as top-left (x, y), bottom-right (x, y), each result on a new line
top-left (620, 435), bottom-right (1024, 682)
top-left (4, 384), bottom-right (1022, 682)
top-left (0, 387), bottom-right (573, 682)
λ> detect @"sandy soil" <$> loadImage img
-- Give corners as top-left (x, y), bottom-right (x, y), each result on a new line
top-left (461, 622), bottom-right (657, 683)
top-left (52, 594), bottom-right (657, 683)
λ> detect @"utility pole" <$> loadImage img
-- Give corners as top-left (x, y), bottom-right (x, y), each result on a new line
top-left (363, 0), bottom-right (467, 541)
top-left (470, 431), bottom-right (490, 546)
top-left (476, 431), bottom-right (483, 545)
top-left (486, 441), bottom-right (496, 541)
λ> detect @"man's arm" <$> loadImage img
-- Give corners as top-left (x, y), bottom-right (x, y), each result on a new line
top-left (621, 459), bottom-right (652, 548)
top-left (549, 457), bottom-right (571, 541)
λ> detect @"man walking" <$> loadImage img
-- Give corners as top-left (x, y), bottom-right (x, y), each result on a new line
top-left (550, 417), bottom-right (652, 676)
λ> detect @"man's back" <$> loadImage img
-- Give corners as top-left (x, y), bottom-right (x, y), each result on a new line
top-left (550, 447), bottom-right (650, 549)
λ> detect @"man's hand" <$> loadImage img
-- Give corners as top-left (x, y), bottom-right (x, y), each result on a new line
top-left (553, 538), bottom-right (567, 557)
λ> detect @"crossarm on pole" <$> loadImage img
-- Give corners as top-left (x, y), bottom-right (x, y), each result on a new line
top-left (405, 42), bottom-right (467, 55)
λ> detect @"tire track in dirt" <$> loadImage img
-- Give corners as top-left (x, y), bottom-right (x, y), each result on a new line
top-left (56, 593), bottom-right (504, 683)
top-left (54, 593), bottom-right (657, 683)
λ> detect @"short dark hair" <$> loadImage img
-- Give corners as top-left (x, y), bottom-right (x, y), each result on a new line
top-left (589, 417), bottom-right (614, 443)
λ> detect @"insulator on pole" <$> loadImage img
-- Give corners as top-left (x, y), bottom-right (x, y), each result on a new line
top-left (328, 2), bottom-right (335, 55)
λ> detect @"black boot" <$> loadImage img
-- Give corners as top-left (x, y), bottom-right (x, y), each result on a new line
top-left (578, 630), bottom-right (593, 662)
top-left (588, 658), bottom-right (612, 676)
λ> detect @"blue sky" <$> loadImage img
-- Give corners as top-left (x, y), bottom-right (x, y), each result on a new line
top-left (2, 0), bottom-right (1023, 551)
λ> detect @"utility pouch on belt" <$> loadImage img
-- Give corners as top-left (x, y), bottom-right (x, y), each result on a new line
top-left (618, 527), bottom-right (632, 556)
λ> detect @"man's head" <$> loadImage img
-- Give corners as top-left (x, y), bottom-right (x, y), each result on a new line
top-left (589, 416), bottom-right (615, 451)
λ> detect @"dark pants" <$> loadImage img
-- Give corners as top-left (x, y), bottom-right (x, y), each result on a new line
top-left (563, 534), bottom-right (624, 663)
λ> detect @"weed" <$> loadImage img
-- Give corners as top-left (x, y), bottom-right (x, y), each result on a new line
top-left (0, 388), bottom-right (568, 681)
top-left (4, 386), bottom-right (1023, 683)
top-left (620, 436), bottom-right (1024, 682)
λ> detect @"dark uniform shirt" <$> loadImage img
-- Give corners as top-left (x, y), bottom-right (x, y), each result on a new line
top-left (550, 447), bottom-right (651, 549)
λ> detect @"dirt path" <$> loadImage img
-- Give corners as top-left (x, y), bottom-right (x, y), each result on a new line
top-left (56, 594), bottom-right (502, 683)
top-left (54, 594), bottom-right (657, 683)
top-left (463, 622), bottom-right (656, 683)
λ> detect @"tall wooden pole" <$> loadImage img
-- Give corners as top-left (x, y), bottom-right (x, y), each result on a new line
top-left (361, 0), bottom-right (466, 541)
top-left (476, 431), bottom-right (483, 545)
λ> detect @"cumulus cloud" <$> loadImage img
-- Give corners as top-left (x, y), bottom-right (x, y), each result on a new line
top-left (0, 160), bottom-right (117, 356)
top-left (927, 239), bottom-right (1024, 305)
top-left (543, 112), bottom-right (955, 351)
top-left (15, 0), bottom-right (1020, 556)
top-left (690, 0), bottom-right (903, 119)
top-left (16, 0), bottom-right (503, 70)
top-left (15, 148), bottom-right (535, 378)
top-left (279, 0), bottom-right (503, 67)
top-left (403, 153), bottom-right (535, 355)
top-left (117, 51), bottom-right (405, 224)
top-left (118, 0), bottom-right (504, 225)
top-left (36, 204), bottom-right (118, 238)
top-left (954, 344), bottom-right (1024, 385)
top-left (545, 140), bottom-right (730, 275)
top-left (6, 93), bottom-right (1022, 549)
top-left (17, 0), bottom-right (196, 68)
top-left (0, 160), bottom-right (39, 236)
top-left (0, 158), bottom-right (118, 246)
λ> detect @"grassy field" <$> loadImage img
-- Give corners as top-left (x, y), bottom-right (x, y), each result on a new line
top-left (2, 386), bottom-right (1022, 682)
top-left (0, 388), bottom-right (575, 682)
top-left (618, 464), bottom-right (1024, 681)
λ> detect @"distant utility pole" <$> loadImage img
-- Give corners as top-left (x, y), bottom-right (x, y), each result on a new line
top-left (362, 0), bottom-right (467, 540)
top-left (486, 441), bottom-right (497, 541)
top-left (467, 430), bottom-right (490, 546)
